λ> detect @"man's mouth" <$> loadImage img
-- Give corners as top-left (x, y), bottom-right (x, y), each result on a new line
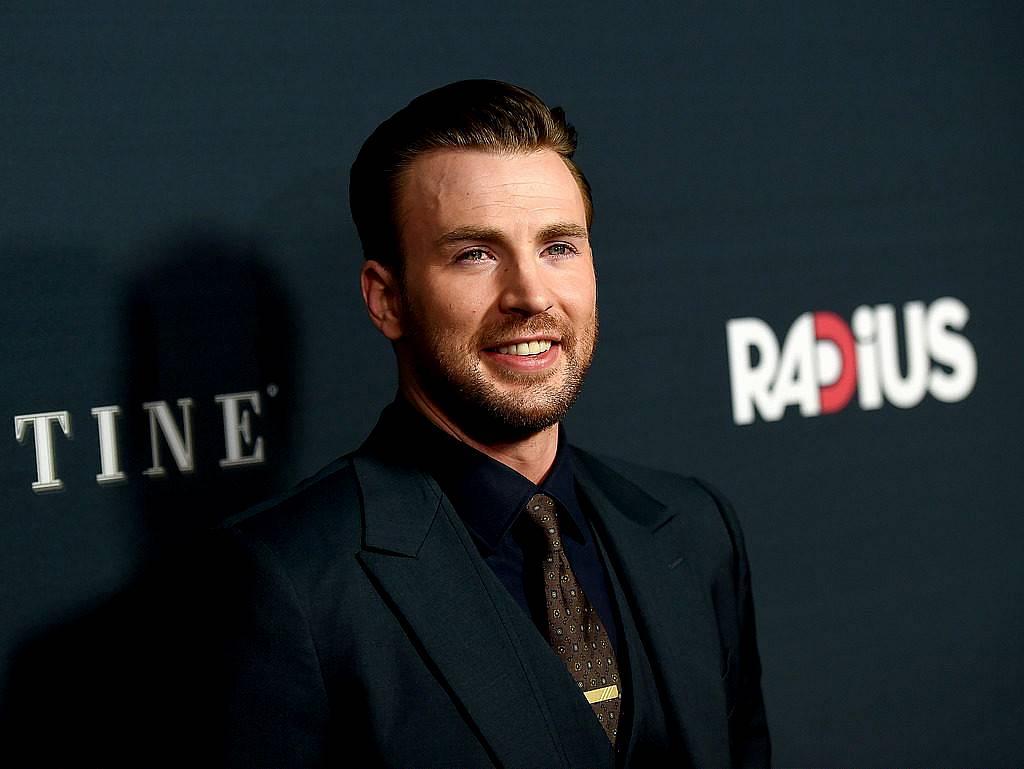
top-left (492, 340), bottom-right (555, 356)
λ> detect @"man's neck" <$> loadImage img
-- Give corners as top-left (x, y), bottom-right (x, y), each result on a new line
top-left (400, 385), bottom-right (559, 485)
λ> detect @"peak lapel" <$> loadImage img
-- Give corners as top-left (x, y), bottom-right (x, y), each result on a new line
top-left (352, 453), bottom-right (574, 769)
top-left (571, 450), bottom-right (732, 769)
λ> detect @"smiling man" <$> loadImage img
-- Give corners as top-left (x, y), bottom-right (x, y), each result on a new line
top-left (361, 143), bottom-right (597, 476)
top-left (212, 80), bottom-right (770, 768)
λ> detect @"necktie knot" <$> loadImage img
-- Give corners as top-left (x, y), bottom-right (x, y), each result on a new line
top-left (524, 493), bottom-right (562, 552)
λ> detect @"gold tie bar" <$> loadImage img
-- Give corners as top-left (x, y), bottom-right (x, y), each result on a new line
top-left (583, 684), bottom-right (620, 704)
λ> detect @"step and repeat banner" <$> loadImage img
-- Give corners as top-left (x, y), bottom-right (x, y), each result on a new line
top-left (2, 3), bottom-right (1021, 765)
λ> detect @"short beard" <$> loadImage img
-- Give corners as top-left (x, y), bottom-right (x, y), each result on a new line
top-left (400, 301), bottom-right (598, 445)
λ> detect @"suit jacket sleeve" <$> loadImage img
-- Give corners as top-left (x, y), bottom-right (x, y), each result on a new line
top-left (206, 526), bottom-right (333, 768)
top-left (695, 478), bottom-right (771, 768)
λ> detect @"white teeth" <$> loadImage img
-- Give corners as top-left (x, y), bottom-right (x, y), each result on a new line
top-left (496, 340), bottom-right (553, 356)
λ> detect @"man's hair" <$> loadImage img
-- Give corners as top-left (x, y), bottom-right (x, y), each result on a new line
top-left (349, 79), bottom-right (592, 272)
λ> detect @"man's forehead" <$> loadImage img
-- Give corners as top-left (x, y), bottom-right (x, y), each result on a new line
top-left (398, 148), bottom-right (587, 234)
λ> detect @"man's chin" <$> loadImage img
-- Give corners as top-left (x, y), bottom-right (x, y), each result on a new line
top-left (457, 405), bottom-right (564, 444)
top-left (436, 384), bottom-right (573, 444)
top-left (407, 346), bottom-right (588, 444)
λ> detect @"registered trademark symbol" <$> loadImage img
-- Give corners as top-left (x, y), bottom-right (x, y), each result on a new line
top-left (266, 383), bottom-right (279, 397)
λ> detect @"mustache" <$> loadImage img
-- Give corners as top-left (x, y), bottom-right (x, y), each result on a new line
top-left (476, 312), bottom-right (573, 347)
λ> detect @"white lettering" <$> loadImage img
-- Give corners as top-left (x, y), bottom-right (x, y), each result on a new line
top-left (926, 297), bottom-right (977, 403)
top-left (773, 313), bottom-right (820, 418)
top-left (727, 318), bottom-right (780, 425)
top-left (142, 399), bottom-right (195, 477)
top-left (215, 391), bottom-right (265, 467)
top-left (728, 296), bottom-right (976, 424)
top-left (876, 302), bottom-right (929, 409)
top-left (852, 305), bottom-right (883, 410)
top-left (91, 405), bottom-right (126, 484)
top-left (14, 411), bottom-right (72, 492)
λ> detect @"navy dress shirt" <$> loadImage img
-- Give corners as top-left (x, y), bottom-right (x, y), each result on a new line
top-left (391, 398), bottom-right (621, 656)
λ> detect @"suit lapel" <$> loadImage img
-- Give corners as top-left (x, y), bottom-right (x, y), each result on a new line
top-left (571, 449), bottom-right (732, 769)
top-left (354, 451), bottom-right (588, 769)
top-left (589, 518), bottom-right (662, 767)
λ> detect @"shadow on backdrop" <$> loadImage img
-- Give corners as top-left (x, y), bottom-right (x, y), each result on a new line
top-left (1, 231), bottom-right (296, 766)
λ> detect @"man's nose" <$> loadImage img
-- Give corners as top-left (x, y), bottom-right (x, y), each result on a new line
top-left (498, 257), bottom-right (553, 317)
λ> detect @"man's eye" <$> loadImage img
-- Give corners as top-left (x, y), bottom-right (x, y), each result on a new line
top-left (544, 243), bottom-right (578, 258)
top-left (456, 248), bottom-right (492, 263)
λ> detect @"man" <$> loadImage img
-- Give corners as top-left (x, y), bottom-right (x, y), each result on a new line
top-left (211, 80), bottom-right (770, 768)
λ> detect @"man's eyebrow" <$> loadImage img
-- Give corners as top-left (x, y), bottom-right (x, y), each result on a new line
top-left (434, 222), bottom-right (589, 248)
top-left (535, 222), bottom-right (589, 242)
top-left (434, 226), bottom-right (505, 247)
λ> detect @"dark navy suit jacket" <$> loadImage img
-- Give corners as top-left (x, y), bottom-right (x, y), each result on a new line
top-left (209, 408), bottom-right (771, 768)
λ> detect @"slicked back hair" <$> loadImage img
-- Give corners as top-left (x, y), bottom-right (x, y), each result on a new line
top-left (349, 79), bottom-right (592, 274)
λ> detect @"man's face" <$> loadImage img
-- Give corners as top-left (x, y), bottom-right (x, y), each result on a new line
top-left (391, 147), bottom-right (598, 442)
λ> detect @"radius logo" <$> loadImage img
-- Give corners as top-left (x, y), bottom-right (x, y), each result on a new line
top-left (726, 297), bottom-right (977, 425)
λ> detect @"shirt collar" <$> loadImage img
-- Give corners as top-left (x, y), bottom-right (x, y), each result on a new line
top-left (388, 396), bottom-right (587, 554)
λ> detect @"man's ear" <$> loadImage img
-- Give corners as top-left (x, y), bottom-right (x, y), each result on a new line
top-left (361, 259), bottom-right (404, 340)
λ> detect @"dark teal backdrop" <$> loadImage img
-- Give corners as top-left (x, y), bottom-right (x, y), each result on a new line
top-left (2, 2), bottom-right (1022, 764)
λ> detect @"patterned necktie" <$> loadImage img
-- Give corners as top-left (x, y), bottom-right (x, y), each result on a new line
top-left (524, 492), bottom-right (622, 745)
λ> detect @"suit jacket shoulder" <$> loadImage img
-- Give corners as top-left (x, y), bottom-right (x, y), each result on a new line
top-left (570, 447), bottom-right (748, 580)
top-left (221, 454), bottom-right (358, 544)
top-left (569, 446), bottom-right (771, 768)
